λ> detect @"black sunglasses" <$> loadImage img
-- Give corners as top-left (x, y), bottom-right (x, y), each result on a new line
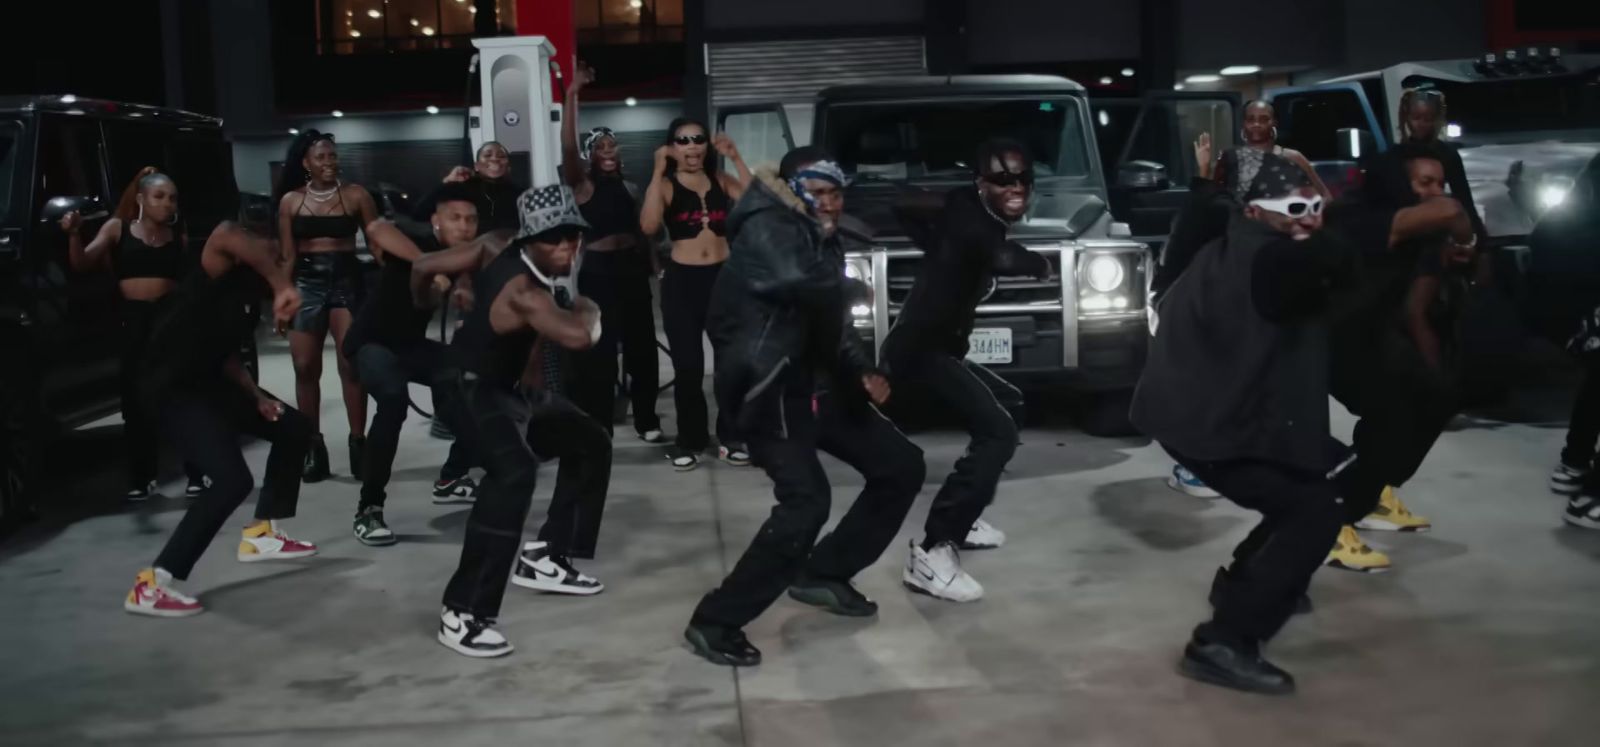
top-left (674, 134), bottom-right (709, 146)
top-left (982, 171), bottom-right (1035, 188)
top-left (532, 226), bottom-right (585, 244)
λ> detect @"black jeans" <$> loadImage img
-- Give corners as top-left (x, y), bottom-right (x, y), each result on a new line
top-left (1562, 355), bottom-right (1600, 468)
top-left (442, 380), bottom-right (612, 619)
top-left (693, 388), bottom-right (926, 629)
top-left (353, 340), bottom-right (476, 510)
top-left (661, 260), bottom-right (732, 451)
top-left (571, 249), bottom-right (661, 435)
top-left (121, 299), bottom-right (203, 490)
top-left (888, 350), bottom-right (1021, 547)
top-left (152, 383), bottom-right (310, 580)
top-left (1168, 446), bottom-right (1346, 648)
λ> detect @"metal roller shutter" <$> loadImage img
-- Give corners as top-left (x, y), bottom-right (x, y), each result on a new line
top-left (708, 37), bottom-right (926, 106)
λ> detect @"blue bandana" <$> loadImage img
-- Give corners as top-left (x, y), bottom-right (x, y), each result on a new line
top-left (787, 160), bottom-right (849, 211)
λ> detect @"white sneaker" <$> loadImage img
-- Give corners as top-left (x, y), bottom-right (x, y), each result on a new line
top-left (437, 607), bottom-right (513, 658)
top-left (903, 540), bottom-right (984, 602)
top-left (1167, 465), bottom-right (1220, 498)
top-left (125, 480), bottom-right (158, 502)
top-left (511, 541), bottom-right (605, 595)
top-left (961, 518), bottom-right (1006, 550)
top-left (237, 521), bottom-right (318, 562)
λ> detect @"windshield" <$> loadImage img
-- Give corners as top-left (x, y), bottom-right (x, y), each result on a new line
top-left (822, 97), bottom-right (1094, 182)
top-left (0, 122), bottom-right (17, 222)
top-left (1408, 74), bottom-right (1600, 135)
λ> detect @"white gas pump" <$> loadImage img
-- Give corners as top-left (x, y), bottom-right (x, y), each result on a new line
top-left (469, 36), bottom-right (565, 190)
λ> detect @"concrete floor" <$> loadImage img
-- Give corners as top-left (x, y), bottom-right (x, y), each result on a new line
top-left (2, 340), bottom-right (1598, 746)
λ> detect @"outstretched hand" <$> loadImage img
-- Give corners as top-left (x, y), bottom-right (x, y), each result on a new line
top-left (59, 210), bottom-right (83, 233)
top-left (1194, 132), bottom-right (1214, 179)
top-left (573, 62), bottom-right (595, 92)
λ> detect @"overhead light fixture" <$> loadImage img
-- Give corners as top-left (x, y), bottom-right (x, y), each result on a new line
top-left (410, 18), bottom-right (419, 27)
top-left (289, 127), bottom-right (300, 135)
top-left (630, 0), bottom-right (643, 8)
top-left (1173, 83), bottom-right (1186, 91)
top-left (367, 9), bottom-right (381, 18)
top-left (346, 9), bottom-right (353, 16)
top-left (426, 105), bottom-right (440, 114)
top-left (332, 110), bottom-right (345, 118)
top-left (1446, 123), bottom-right (1462, 139)
top-left (1121, 67), bottom-right (1135, 78)
top-left (455, 0), bottom-right (466, 3)
top-left (60, 94), bottom-right (78, 103)
top-left (625, 97), bottom-right (639, 107)
top-left (1099, 77), bottom-right (1113, 85)
top-left (1098, 110), bottom-right (1110, 127)
top-left (1184, 74), bottom-right (1222, 84)
top-left (1220, 65), bottom-right (1261, 76)
top-left (350, 29), bottom-right (362, 37)
top-left (421, 26), bottom-right (435, 36)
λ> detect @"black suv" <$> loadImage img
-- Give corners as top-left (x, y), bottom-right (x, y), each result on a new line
top-left (1, 96), bottom-right (242, 527)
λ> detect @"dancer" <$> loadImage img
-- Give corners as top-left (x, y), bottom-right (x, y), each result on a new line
top-left (418, 141), bottom-right (526, 234)
top-left (122, 221), bottom-right (315, 617)
top-left (419, 185), bottom-right (613, 658)
top-left (1204, 101), bottom-right (1331, 201)
top-left (640, 118), bottom-right (752, 470)
top-left (275, 129), bottom-right (380, 482)
top-left (881, 138), bottom-right (1051, 602)
top-left (1394, 88), bottom-right (1486, 243)
top-left (342, 184), bottom-right (486, 546)
top-left (61, 167), bottom-right (208, 501)
top-left (561, 65), bottom-right (664, 442)
top-left (684, 148), bottom-right (925, 667)
top-left (1543, 153), bottom-right (1600, 527)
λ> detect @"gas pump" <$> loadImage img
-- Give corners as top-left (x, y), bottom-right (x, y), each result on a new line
top-left (468, 35), bottom-right (565, 191)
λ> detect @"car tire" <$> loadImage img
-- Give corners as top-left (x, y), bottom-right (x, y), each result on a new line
top-left (1078, 390), bottom-right (1139, 438)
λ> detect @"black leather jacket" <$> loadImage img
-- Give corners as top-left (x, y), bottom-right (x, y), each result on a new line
top-left (708, 170), bottom-right (876, 436)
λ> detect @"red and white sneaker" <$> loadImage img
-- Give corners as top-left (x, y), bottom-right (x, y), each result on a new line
top-left (238, 521), bottom-right (319, 563)
top-left (124, 569), bottom-right (203, 618)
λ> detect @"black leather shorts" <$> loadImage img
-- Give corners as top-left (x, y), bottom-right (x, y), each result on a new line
top-left (291, 253), bottom-right (364, 332)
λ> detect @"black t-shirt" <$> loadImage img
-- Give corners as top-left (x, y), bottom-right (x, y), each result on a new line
top-left (141, 265), bottom-right (261, 392)
top-left (343, 231), bottom-right (443, 357)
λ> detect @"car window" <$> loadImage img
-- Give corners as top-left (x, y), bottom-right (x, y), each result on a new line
top-left (35, 116), bottom-right (106, 216)
top-left (1274, 89), bottom-right (1370, 161)
top-left (824, 97), bottom-right (1093, 180)
top-left (1121, 98), bottom-right (1235, 184)
top-left (0, 121), bottom-right (20, 223)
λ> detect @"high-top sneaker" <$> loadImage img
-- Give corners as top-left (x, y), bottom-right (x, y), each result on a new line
top-left (903, 540), bottom-right (984, 602)
top-left (238, 521), bottom-right (319, 562)
top-left (512, 541), bottom-right (604, 595)
top-left (437, 607), bottom-right (513, 658)
top-left (123, 568), bottom-right (203, 618)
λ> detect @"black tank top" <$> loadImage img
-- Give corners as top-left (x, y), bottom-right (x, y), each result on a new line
top-left (580, 177), bottom-right (639, 240)
top-left (115, 222), bottom-right (186, 281)
top-left (343, 232), bottom-right (442, 357)
top-left (291, 190), bottom-right (360, 240)
top-left (450, 248), bottom-right (545, 389)
top-left (665, 174), bottom-right (730, 241)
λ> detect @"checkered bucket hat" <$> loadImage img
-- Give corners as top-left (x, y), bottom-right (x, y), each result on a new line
top-left (514, 184), bottom-right (591, 242)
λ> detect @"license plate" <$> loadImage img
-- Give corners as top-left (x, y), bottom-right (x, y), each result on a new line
top-left (966, 328), bottom-right (1013, 364)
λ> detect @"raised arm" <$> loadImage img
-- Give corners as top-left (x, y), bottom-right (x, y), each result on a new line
top-left (61, 213), bottom-right (118, 272)
top-left (561, 64), bottom-right (593, 199)
top-left (713, 133), bottom-right (752, 199)
top-left (1390, 195), bottom-right (1473, 248)
top-left (639, 147), bottom-right (672, 236)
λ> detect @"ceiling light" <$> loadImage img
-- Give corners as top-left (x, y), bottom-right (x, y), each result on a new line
top-left (60, 94), bottom-right (78, 103)
top-left (1184, 74), bottom-right (1222, 84)
top-left (625, 97), bottom-right (638, 107)
top-left (331, 110), bottom-right (345, 118)
top-left (426, 105), bottom-right (440, 114)
top-left (1099, 77), bottom-right (1113, 85)
top-left (630, 0), bottom-right (643, 8)
top-left (1098, 110), bottom-right (1110, 127)
top-left (1173, 83), bottom-right (1186, 90)
top-left (1121, 68), bottom-right (1135, 78)
top-left (346, 10), bottom-right (353, 16)
top-left (367, 9), bottom-right (381, 18)
top-left (421, 26), bottom-right (435, 36)
top-left (410, 18), bottom-right (419, 26)
top-left (349, 30), bottom-right (362, 37)
top-left (289, 127), bottom-right (300, 135)
top-left (1220, 65), bottom-right (1261, 76)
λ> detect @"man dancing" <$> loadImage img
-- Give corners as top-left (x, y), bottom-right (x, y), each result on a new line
top-left (415, 185), bottom-right (613, 658)
top-left (342, 183), bottom-right (484, 546)
top-left (684, 147), bottom-right (925, 667)
top-left (882, 138), bottom-right (1050, 603)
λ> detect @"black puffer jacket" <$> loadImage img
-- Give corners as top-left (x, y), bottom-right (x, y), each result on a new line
top-left (708, 169), bottom-right (876, 436)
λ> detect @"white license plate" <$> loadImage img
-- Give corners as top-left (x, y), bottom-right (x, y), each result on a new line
top-left (966, 328), bottom-right (1013, 365)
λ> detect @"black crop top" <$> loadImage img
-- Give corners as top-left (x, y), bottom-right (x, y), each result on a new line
top-left (664, 174), bottom-right (730, 241)
top-left (580, 177), bottom-right (640, 241)
top-left (114, 222), bottom-right (186, 281)
top-left (291, 191), bottom-right (360, 240)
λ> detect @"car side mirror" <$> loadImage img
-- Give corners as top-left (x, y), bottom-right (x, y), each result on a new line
top-left (1116, 160), bottom-right (1170, 191)
top-left (1334, 128), bottom-right (1377, 161)
top-left (40, 194), bottom-right (109, 226)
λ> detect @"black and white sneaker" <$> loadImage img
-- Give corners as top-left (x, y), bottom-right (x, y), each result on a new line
top-left (432, 476), bottom-right (479, 505)
top-left (718, 445), bottom-right (752, 467)
top-left (185, 475), bottom-right (212, 498)
top-left (1550, 461), bottom-right (1590, 496)
top-left (437, 607), bottom-right (513, 658)
top-left (511, 541), bottom-right (605, 595)
top-left (1565, 494), bottom-right (1600, 530)
top-left (638, 429), bottom-right (668, 444)
top-left (669, 450), bottom-right (700, 472)
top-left (125, 480), bottom-right (158, 503)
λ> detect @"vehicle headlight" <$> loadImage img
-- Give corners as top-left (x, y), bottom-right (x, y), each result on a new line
top-left (1084, 254), bottom-right (1125, 293)
top-left (844, 257), bottom-right (870, 282)
top-left (1539, 179), bottom-right (1572, 211)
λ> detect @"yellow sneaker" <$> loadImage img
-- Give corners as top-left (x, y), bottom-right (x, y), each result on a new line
top-left (1356, 486), bottom-right (1432, 533)
top-left (1325, 526), bottom-right (1392, 574)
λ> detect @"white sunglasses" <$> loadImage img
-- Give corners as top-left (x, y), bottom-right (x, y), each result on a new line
top-left (1249, 194), bottom-right (1324, 217)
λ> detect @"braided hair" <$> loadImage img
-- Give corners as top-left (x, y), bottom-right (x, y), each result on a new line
top-left (1398, 88), bottom-right (1448, 143)
top-left (274, 129), bottom-right (337, 200)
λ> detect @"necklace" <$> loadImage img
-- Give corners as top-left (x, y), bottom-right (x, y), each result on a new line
top-left (306, 180), bottom-right (341, 203)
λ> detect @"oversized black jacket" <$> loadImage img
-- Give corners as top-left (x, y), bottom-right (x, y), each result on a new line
top-left (708, 169), bottom-right (876, 436)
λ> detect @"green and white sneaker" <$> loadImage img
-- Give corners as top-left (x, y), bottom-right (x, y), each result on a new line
top-left (353, 506), bottom-right (397, 547)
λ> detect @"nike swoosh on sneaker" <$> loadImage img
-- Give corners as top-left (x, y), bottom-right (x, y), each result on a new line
top-left (442, 619), bottom-right (462, 634)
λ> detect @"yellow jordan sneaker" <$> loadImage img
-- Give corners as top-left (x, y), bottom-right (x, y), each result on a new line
top-left (238, 521), bottom-right (318, 563)
top-left (1325, 525), bottom-right (1391, 574)
top-left (1355, 486), bottom-right (1433, 533)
